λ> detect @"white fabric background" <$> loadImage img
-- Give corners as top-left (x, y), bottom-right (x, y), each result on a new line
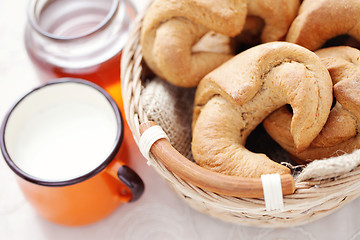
top-left (1, 0), bottom-right (360, 239)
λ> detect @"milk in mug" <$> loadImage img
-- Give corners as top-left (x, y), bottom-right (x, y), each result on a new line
top-left (4, 81), bottom-right (119, 181)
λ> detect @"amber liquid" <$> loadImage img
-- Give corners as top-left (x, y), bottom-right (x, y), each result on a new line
top-left (25, 0), bottom-right (126, 116)
top-left (28, 50), bottom-right (125, 117)
top-left (55, 52), bottom-right (123, 110)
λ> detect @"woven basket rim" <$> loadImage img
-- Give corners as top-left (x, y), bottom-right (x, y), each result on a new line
top-left (120, 1), bottom-right (360, 227)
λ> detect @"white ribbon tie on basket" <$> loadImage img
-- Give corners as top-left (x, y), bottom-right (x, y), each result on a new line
top-left (261, 174), bottom-right (284, 211)
top-left (139, 125), bottom-right (169, 166)
top-left (139, 126), bottom-right (284, 211)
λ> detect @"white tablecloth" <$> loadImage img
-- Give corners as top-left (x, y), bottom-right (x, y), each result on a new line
top-left (1, 1), bottom-right (360, 239)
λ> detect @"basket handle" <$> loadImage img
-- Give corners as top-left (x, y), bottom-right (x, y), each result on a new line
top-left (139, 121), bottom-right (295, 198)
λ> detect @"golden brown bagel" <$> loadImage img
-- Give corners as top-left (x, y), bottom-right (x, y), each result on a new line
top-left (263, 46), bottom-right (360, 163)
top-left (286, 0), bottom-right (360, 50)
top-left (141, 0), bottom-right (246, 87)
top-left (192, 42), bottom-right (333, 178)
top-left (141, 0), bottom-right (300, 87)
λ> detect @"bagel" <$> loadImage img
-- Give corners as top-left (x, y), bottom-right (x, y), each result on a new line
top-left (141, 0), bottom-right (300, 87)
top-left (263, 46), bottom-right (360, 163)
top-left (192, 42), bottom-right (333, 178)
top-left (286, 0), bottom-right (360, 51)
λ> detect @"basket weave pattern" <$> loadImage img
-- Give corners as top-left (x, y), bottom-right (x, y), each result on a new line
top-left (120, 6), bottom-right (360, 227)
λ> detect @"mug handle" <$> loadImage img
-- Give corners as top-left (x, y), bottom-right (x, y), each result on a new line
top-left (107, 160), bottom-right (145, 202)
top-left (117, 165), bottom-right (144, 202)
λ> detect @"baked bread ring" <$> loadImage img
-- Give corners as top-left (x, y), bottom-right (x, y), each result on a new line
top-left (141, 0), bottom-right (300, 87)
top-left (141, 0), bottom-right (246, 87)
top-left (192, 42), bottom-right (333, 178)
top-left (263, 46), bottom-right (360, 163)
top-left (286, 0), bottom-right (360, 51)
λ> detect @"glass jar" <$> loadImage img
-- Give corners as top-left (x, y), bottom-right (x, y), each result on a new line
top-left (24, 0), bottom-right (136, 110)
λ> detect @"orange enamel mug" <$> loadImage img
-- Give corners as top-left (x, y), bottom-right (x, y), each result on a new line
top-left (0, 78), bottom-right (144, 226)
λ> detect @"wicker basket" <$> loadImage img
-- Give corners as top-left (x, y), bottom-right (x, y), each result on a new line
top-left (120, 4), bottom-right (360, 228)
